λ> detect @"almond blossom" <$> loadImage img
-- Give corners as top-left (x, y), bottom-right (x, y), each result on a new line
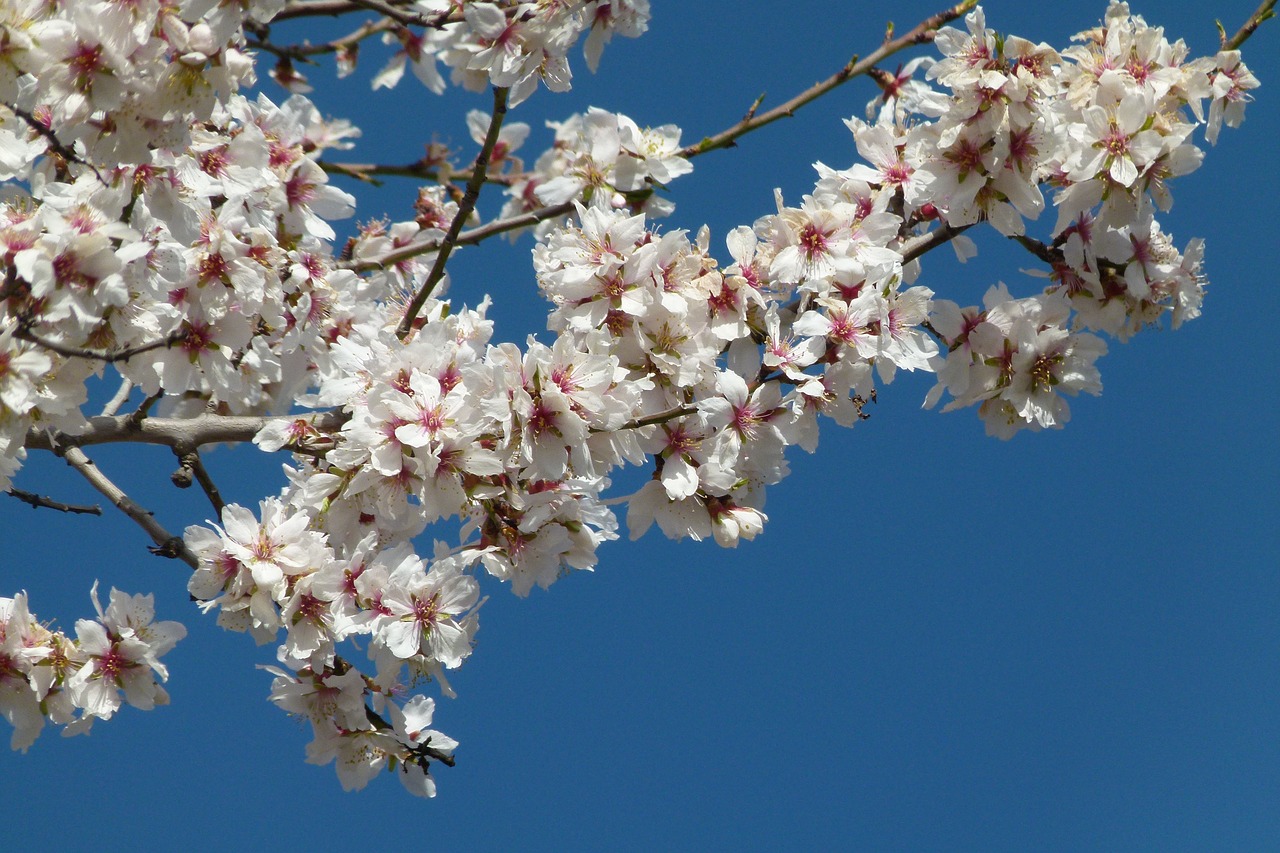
top-left (0, 0), bottom-right (1266, 799)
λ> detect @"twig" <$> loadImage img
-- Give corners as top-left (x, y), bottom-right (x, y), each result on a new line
top-left (5, 487), bottom-right (102, 515)
top-left (1223, 0), bottom-right (1276, 49)
top-left (347, 0), bottom-right (436, 27)
top-left (601, 405), bottom-right (699, 434)
top-left (54, 444), bottom-right (197, 568)
top-left (680, 0), bottom-right (978, 158)
top-left (1008, 234), bottom-right (1057, 265)
top-left (100, 378), bottom-right (134, 417)
top-left (273, 0), bottom-right (435, 23)
top-left (15, 326), bottom-right (188, 364)
top-left (900, 221), bottom-right (973, 264)
top-left (342, 200), bottom-right (575, 273)
top-left (4, 102), bottom-right (108, 185)
top-left (341, 1), bottom-right (977, 276)
top-left (320, 159), bottom-right (517, 188)
top-left (170, 446), bottom-right (226, 515)
top-left (247, 15), bottom-right (392, 61)
top-left (129, 389), bottom-right (165, 424)
top-left (396, 86), bottom-right (510, 339)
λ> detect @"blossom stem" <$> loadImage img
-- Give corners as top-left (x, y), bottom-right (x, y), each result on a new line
top-left (4, 102), bottom-right (108, 185)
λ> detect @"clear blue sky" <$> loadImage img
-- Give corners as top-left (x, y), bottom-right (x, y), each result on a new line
top-left (4, 1), bottom-right (1278, 850)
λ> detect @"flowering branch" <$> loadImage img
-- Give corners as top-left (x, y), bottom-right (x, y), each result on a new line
top-left (396, 86), bottom-right (510, 338)
top-left (100, 379), bottom-right (134, 417)
top-left (345, 0), bottom-right (445, 28)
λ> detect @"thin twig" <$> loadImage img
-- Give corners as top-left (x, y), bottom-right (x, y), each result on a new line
top-left (1224, 0), bottom-right (1276, 49)
top-left (601, 405), bottom-right (699, 434)
top-left (171, 446), bottom-right (226, 515)
top-left (4, 102), bottom-right (108, 185)
top-left (100, 378), bottom-right (134, 417)
top-left (320, 158), bottom-right (516, 188)
top-left (274, 0), bottom-right (367, 20)
top-left (5, 487), bottom-right (102, 515)
top-left (344, 0), bottom-right (456, 28)
top-left (680, 0), bottom-right (978, 158)
top-left (396, 86), bottom-right (510, 339)
top-left (15, 326), bottom-right (188, 364)
top-left (342, 200), bottom-right (574, 273)
top-left (1008, 234), bottom-right (1057, 265)
top-left (247, 15), bottom-right (392, 61)
top-left (900, 221), bottom-right (973, 264)
top-left (129, 389), bottom-right (165, 424)
top-left (55, 445), bottom-right (198, 568)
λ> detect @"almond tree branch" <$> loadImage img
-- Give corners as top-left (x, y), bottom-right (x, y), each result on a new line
top-left (342, 200), bottom-right (574, 273)
top-left (25, 410), bottom-right (349, 453)
top-left (5, 487), bottom-right (102, 515)
top-left (679, 0), bottom-right (979, 158)
top-left (54, 443), bottom-right (198, 568)
top-left (15, 325), bottom-right (189, 364)
top-left (339, 1), bottom-right (978, 275)
top-left (900, 221), bottom-right (974, 264)
top-left (100, 378), bottom-right (134, 417)
top-left (395, 86), bottom-right (510, 339)
top-left (345, 0), bottom-right (439, 27)
top-left (1224, 0), bottom-right (1276, 49)
top-left (170, 446), bottom-right (226, 516)
top-left (320, 158), bottom-right (519, 188)
top-left (1008, 233), bottom-right (1057, 265)
top-left (247, 16), bottom-right (393, 61)
top-left (274, 0), bottom-right (372, 20)
top-left (604, 405), bottom-right (699, 434)
top-left (273, 0), bottom-right (448, 25)
top-left (4, 102), bottom-right (108, 185)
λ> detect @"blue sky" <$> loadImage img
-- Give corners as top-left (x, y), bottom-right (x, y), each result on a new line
top-left (3, 1), bottom-right (1278, 850)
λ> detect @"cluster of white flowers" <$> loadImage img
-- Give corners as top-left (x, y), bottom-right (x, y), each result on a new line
top-left (841, 3), bottom-right (1258, 435)
top-left (0, 0), bottom-right (1262, 795)
top-left (365, 0), bottom-right (650, 105)
top-left (0, 587), bottom-right (185, 751)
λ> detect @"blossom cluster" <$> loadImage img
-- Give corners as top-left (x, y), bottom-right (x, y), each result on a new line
top-left (185, 507), bottom-right (472, 794)
top-left (0, 0), bottom-right (1262, 796)
top-left (0, 587), bottom-right (185, 751)
top-left (363, 0), bottom-right (651, 105)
